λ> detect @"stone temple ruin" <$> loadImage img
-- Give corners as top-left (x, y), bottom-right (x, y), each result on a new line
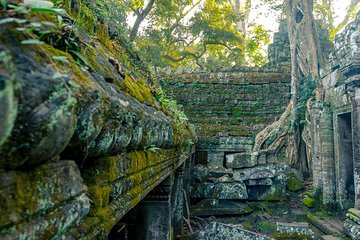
top-left (1, 0), bottom-right (360, 239)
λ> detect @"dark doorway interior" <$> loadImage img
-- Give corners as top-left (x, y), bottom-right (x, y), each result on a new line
top-left (195, 151), bottom-right (208, 165)
top-left (338, 112), bottom-right (354, 206)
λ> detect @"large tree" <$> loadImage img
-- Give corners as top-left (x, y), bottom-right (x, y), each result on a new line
top-left (118, 0), bottom-right (270, 70)
top-left (253, 0), bottom-right (324, 170)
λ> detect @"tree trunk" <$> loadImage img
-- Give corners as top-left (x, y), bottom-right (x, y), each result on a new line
top-left (253, 0), bottom-right (324, 170)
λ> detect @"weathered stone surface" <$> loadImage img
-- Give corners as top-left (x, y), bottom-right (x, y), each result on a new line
top-left (245, 178), bottom-right (273, 186)
top-left (208, 166), bottom-right (233, 178)
top-left (277, 222), bottom-right (316, 239)
top-left (225, 152), bottom-right (256, 168)
top-left (193, 164), bottom-right (211, 182)
top-left (191, 182), bottom-right (248, 199)
top-left (0, 24), bottom-right (193, 169)
top-left (321, 235), bottom-right (342, 240)
top-left (191, 199), bottom-right (253, 216)
top-left (208, 175), bottom-right (235, 183)
top-left (0, 161), bottom-right (88, 229)
top-left (160, 70), bottom-right (291, 156)
top-left (344, 219), bottom-right (360, 240)
top-left (196, 222), bottom-right (272, 240)
top-left (0, 194), bottom-right (90, 240)
top-left (247, 185), bottom-right (285, 201)
top-left (193, 165), bottom-right (234, 183)
top-left (334, 12), bottom-right (360, 77)
top-left (233, 165), bottom-right (277, 181)
top-left (0, 2), bottom-right (195, 239)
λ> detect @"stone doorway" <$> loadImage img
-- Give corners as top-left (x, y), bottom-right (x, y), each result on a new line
top-left (337, 112), bottom-right (355, 208)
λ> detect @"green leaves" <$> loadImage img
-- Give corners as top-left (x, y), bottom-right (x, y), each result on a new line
top-left (21, 39), bottom-right (44, 45)
top-left (24, 0), bottom-right (54, 9)
top-left (0, 18), bottom-right (27, 25)
top-left (52, 56), bottom-right (70, 63)
top-left (53, 71), bottom-right (69, 79)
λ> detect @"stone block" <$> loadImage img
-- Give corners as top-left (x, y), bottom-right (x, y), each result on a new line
top-left (207, 151), bottom-right (224, 167)
top-left (0, 194), bottom-right (90, 239)
top-left (196, 222), bottom-right (272, 240)
top-left (193, 164), bottom-right (210, 182)
top-left (0, 161), bottom-right (88, 228)
top-left (245, 178), bottom-right (273, 186)
top-left (225, 152), bottom-right (256, 168)
top-left (321, 235), bottom-right (342, 240)
top-left (247, 185), bottom-right (285, 201)
top-left (191, 182), bottom-right (248, 199)
top-left (191, 199), bottom-right (253, 216)
top-left (208, 166), bottom-right (233, 178)
top-left (344, 219), bottom-right (360, 240)
top-left (276, 222), bottom-right (316, 239)
top-left (233, 165), bottom-right (277, 181)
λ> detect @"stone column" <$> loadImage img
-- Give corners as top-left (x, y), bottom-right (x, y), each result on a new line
top-left (171, 163), bottom-right (185, 237)
top-left (128, 176), bottom-right (173, 240)
top-left (352, 88), bottom-right (360, 208)
top-left (319, 104), bottom-right (337, 208)
top-left (311, 101), bottom-right (322, 190)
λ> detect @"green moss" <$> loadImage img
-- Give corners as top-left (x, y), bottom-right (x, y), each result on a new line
top-left (305, 212), bottom-right (318, 223)
top-left (303, 196), bottom-right (315, 208)
top-left (287, 172), bottom-right (304, 191)
top-left (123, 74), bottom-right (156, 107)
top-left (272, 232), bottom-right (313, 239)
top-left (265, 188), bottom-right (286, 202)
top-left (36, 44), bottom-right (95, 87)
top-left (256, 220), bottom-right (277, 234)
top-left (88, 185), bottom-right (111, 208)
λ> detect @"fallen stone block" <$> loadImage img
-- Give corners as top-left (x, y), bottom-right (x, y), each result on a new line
top-left (245, 178), bottom-right (273, 186)
top-left (276, 222), bottom-right (316, 239)
top-left (191, 182), bottom-right (248, 199)
top-left (191, 199), bottom-right (253, 216)
top-left (344, 219), bottom-right (360, 240)
top-left (247, 185), bottom-right (285, 201)
top-left (208, 166), bottom-right (234, 178)
top-left (193, 164), bottom-right (210, 182)
top-left (321, 235), bottom-right (342, 240)
top-left (196, 222), bottom-right (272, 240)
top-left (234, 165), bottom-right (277, 181)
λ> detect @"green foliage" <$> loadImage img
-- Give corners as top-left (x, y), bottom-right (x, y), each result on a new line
top-left (293, 76), bottom-right (316, 129)
top-left (246, 23), bottom-right (271, 66)
top-left (155, 89), bottom-right (189, 124)
top-left (110, 0), bottom-right (271, 71)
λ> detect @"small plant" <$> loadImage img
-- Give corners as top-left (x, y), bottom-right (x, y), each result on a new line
top-left (144, 145), bottom-right (161, 153)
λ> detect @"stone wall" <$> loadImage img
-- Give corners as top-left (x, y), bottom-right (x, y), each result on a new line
top-left (0, 1), bottom-right (194, 239)
top-left (298, 11), bottom-right (360, 240)
top-left (160, 68), bottom-right (291, 166)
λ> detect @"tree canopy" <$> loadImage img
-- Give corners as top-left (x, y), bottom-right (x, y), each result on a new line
top-left (112, 0), bottom-right (360, 72)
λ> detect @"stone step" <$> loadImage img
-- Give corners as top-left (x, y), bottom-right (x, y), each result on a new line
top-left (306, 213), bottom-right (345, 238)
top-left (321, 235), bottom-right (342, 240)
top-left (276, 222), bottom-right (316, 238)
top-left (197, 222), bottom-right (272, 240)
top-left (190, 199), bottom-right (253, 216)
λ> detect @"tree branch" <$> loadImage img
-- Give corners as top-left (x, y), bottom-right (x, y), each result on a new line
top-left (130, 0), bottom-right (156, 41)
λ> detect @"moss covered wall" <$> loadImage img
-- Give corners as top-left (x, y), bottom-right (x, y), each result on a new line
top-left (0, 0), bottom-right (194, 239)
top-left (160, 69), bottom-right (291, 155)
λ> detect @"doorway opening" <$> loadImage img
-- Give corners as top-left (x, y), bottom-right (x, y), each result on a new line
top-left (338, 112), bottom-right (354, 207)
